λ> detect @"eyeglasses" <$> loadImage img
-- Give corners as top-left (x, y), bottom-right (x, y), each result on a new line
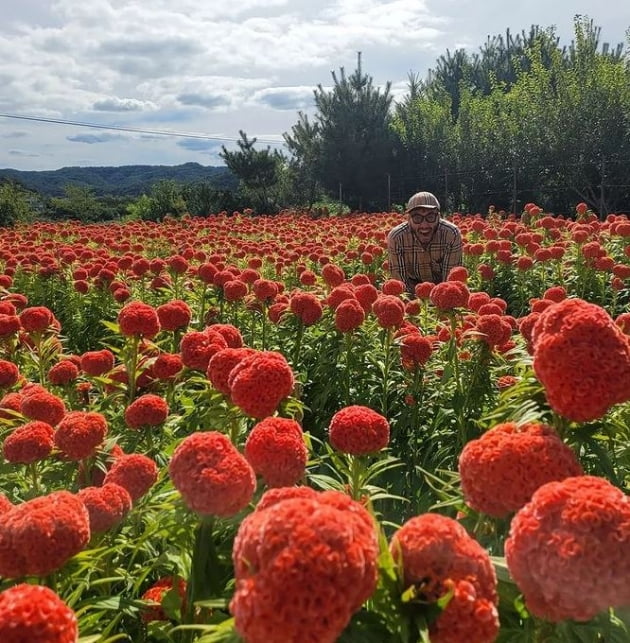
top-left (410, 211), bottom-right (438, 223)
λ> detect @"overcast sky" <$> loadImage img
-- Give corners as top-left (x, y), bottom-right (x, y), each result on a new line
top-left (1, 0), bottom-right (628, 171)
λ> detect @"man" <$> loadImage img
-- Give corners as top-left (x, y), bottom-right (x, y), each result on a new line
top-left (387, 191), bottom-right (462, 294)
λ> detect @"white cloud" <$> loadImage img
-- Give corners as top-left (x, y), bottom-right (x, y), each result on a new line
top-left (0, 0), bottom-right (627, 169)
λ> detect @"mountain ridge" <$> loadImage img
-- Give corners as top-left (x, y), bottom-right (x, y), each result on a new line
top-left (0, 162), bottom-right (236, 197)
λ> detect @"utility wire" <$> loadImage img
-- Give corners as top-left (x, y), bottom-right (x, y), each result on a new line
top-left (0, 112), bottom-right (285, 146)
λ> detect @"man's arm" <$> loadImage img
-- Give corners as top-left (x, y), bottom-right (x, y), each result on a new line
top-left (441, 229), bottom-right (463, 281)
top-left (387, 231), bottom-right (406, 285)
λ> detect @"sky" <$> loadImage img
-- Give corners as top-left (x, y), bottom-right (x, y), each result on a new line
top-left (1, 0), bottom-right (628, 171)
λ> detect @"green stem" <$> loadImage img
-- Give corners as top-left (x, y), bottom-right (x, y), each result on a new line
top-left (27, 461), bottom-right (41, 496)
top-left (381, 328), bottom-right (393, 417)
top-left (291, 320), bottom-right (305, 369)
top-left (127, 335), bottom-right (140, 404)
top-left (343, 332), bottom-right (353, 406)
top-left (260, 305), bottom-right (268, 350)
top-left (198, 284), bottom-right (208, 330)
top-left (349, 455), bottom-right (366, 501)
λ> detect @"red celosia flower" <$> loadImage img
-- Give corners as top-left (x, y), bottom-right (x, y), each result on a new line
top-left (542, 286), bottom-right (567, 302)
top-left (124, 394), bottom-right (169, 429)
top-left (354, 283), bottom-right (379, 312)
top-left (390, 513), bottom-right (499, 643)
top-left (0, 583), bottom-right (78, 643)
top-left (334, 298), bottom-right (365, 333)
top-left (18, 306), bottom-right (54, 333)
top-left (447, 266), bottom-right (469, 282)
top-left (321, 263), bottom-right (345, 288)
top-left (3, 420), bottom-right (54, 464)
top-left (532, 298), bottom-right (630, 421)
top-left (80, 349), bottom-right (115, 376)
top-left (289, 292), bottom-right (323, 326)
top-left (372, 294), bottom-right (405, 329)
top-left (505, 475), bottom-right (630, 622)
top-left (48, 359), bottom-right (79, 386)
top-left (151, 352), bottom-right (184, 380)
top-left (0, 391), bottom-right (23, 420)
top-left (0, 494), bottom-right (12, 514)
top-left (207, 347), bottom-right (256, 397)
top-left (327, 284), bottom-right (357, 310)
top-left (244, 417), bottom-right (308, 487)
top-left (169, 431), bottom-right (255, 516)
top-left (252, 278), bottom-right (279, 302)
top-left (141, 576), bottom-right (187, 623)
top-left (54, 411), bottom-right (108, 460)
top-left (77, 483), bottom-right (132, 533)
top-left (0, 314), bottom-right (21, 338)
top-left (0, 491), bottom-right (90, 577)
top-left (228, 351), bottom-right (295, 419)
top-left (180, 329), bottom-right (228, 371)
top-left (156, 299), bottom-right (192, 331)
top-left (381, 278), bottom-right (405, 296)
top-left (103, 453), bottom-right (158, 501)
top-left (615, 312), bottom-right (630, 335)
top-left (328, 405), bottom-right (390, 455)
top-left (430, 281), bottom-right (470, 311)
top-left (458, 422), bottom-right (583, 517)
top-left (468, 292), bottom-right (491, 312)
top-left (20, 389), bottom-right (66, 426)
top-left (400, 333), bottom-right (433, 370)
top-left (0, 359), bottom-right (19, 388)
top-left (207, 323), bottom-right (243, 348)
top-left (414, 281), bottom-right (435, 299)
top-left (118, 301), bottom-right (161, 338)
top-left (231, 489), bottom-right (378, 643)
top-left (496, 375), bottom-right (519, 389)
top-left (223, 279), bottom-right (248, 302)
top-left (474, 314), bottom-right (513, 348)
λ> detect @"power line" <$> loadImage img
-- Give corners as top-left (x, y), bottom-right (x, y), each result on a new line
top-left (0, 112), bottom-right (285, 146)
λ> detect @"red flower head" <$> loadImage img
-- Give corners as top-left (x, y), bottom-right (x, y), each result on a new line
top-left (430, 281), bottom-right (470, 311)
top-left (615, 312), bottom-right (630, 335)
top-left (334, 298), bottom-right (365, 333)
top-left (0, 491), bottom-right (90, 577)
top-left (244, 417), bottom-right (308, 487)
top-left (54, 411), bottom-right (108, 460)
top-left (327, 284), bottom-right (356, 310)
top-left (321, 263), bottom-right (345, 288)
top-left (80, 348), bottom-right (115, 376)
top-left (228, 351), bottom-right (295, 419)
top-left (505, 475), bottom-right (630, 622)
top-left (542, 285), bottom-right (567, 303)
top-left (354, 283), bottom-right (379, 312)
top-left (48, 359), bottom-right (79, 386)
top-left (0, 314), bottom-right (21, 338)
top-left (124, 394), bottom-right (169, 429)
top-left (0, 494), bottom-right (13, 514)
top-left (468, 292), bottom-right (491, 312)
top-left (3, 420), bottom-right (54, 464)
top-left (141, 576), bottom-right (187, 623)
top-left (372, 294), bottom-right (405, 329)
top-left (156, 299), bottom-right (192, 332)
top-left (289, 292), bottom-right (323, 326)
top-left (231, 489), bottom-right (378, 643)
top-left (19, 306), bottom-right (54, 334)
top-left (447, 266), bottom-right (469, 283)
top-left (103, 453), bottom-right (158, 502)
top-left (400, 333), bottom-right (433, 370)
top-left (0, 359), bottom-right (18, 391)
top-left (474, 314), bottom-right (513, 348)
top-left (532, 298), bottom-right (630, 421)
top-left (252, 278), bottom-right (279, 302)
top-left (381, 278), bottom-right (405, 296)
top-left (458, 422), bottom-right (583, 518)
top-left (180, 329), bottom-right (228, 371)
top-left (390, 513), bottom-right (499, 643)
top-left (20, 388), bottom-right (66, 426)
top-left (207, 323), bottom-right (244, 348)
top-left (77, 483), bottom-right (132, 533)
top-left (414, 281), bottom-right (435, 300)
top-left (118, 301), bottom-right (161, 339)
top-left (223, 279), bottom-right (248, 302)
top-left (207, 347), bottom-right (256, 397)
top-left (151, 352), bottom-right (184, 380)
top-left (169, 431), bottom-right (255, 516)
top-left (0, 584), bottom-right (78, 643)
top-left (328, 405), bottom-right (390, 455)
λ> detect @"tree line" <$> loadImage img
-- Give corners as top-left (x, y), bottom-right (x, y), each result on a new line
top-left (1, 16), bottom-right (629, 224)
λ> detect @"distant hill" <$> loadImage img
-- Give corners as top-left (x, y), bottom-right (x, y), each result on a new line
top-left (0, 162), bottom-right (237, 197)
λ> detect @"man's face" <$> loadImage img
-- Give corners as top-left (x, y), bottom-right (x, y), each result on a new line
top-left (408, 207), bottom-right (439, 242)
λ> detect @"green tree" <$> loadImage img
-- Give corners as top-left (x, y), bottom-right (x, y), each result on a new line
top-left (0, 181), bottom-right (37, 226)
top-left (220, 131), bottom-right (284, 213)
top-left (48, 184), bottom-right (105, 222)
top-left (285, 53), bottom-right (396, 211)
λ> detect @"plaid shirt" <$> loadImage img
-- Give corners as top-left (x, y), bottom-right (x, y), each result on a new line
top-left (387, 219), bottom-right (463, 292)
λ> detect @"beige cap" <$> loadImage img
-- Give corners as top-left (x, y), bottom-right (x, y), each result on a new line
top-left (406, 191), bottom-right (440, 212)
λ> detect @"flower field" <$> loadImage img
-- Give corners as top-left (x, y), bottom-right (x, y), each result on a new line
top-left (0, 204), bottom-right (628, 642)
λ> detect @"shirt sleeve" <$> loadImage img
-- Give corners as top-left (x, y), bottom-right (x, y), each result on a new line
top-left (441, 229), bottom-right (463, 281)
top-left (387, 231), bottom-right (406, 285)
